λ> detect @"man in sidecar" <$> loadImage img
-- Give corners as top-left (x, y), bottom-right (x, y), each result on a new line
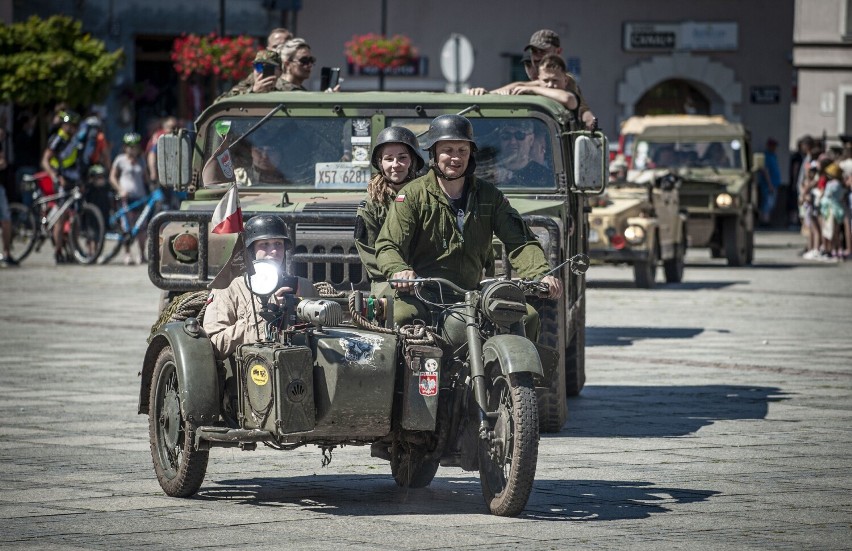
top-left (374, 114), bottom-right (562, 336)
top-left (203, 214), bottom-right (312, 360)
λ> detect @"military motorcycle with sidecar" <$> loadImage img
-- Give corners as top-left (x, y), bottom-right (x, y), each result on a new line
top-left (139, 258), bottom-right (586, 516)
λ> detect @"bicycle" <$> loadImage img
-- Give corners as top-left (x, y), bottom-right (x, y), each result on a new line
top-left (100, 186), bottom-right (166, 265)
top-left (10, 172), bottom-right (105, 265)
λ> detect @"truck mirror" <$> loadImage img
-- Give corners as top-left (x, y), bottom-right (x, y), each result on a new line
top-left (157, 131), bottom-right (192, 188)
top-left (572, 132), bottom-right (608, 194)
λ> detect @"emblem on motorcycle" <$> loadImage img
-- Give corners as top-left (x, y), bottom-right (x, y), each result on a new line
top-left (418, 373), bottom-right (438, 396)
top-left (339, 336), bottom-right (382, 363)
top-left (424, 358), bottom-right (439, 373)
top-left (250, 364), bottom-right (269, 386)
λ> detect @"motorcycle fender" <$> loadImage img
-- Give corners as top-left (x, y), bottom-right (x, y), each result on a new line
top-left (138, 321), bottom-right (219, 425)
top-left (482, 335), bottom-right (544, 377)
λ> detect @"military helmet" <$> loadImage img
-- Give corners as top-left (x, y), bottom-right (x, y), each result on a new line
top-left (420, 114), bottom-right (478, 151)
top-left (245, 214), bottom-right (290, 249)
top-left (370, 126), bottom-right (424, 172)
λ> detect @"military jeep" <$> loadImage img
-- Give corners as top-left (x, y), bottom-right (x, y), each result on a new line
top-left (588, 171), bottom-right (687, 288)
top-left (625, 115), bottom-right (756, 266)
top-left (150, 91), bottom-right (607, 432)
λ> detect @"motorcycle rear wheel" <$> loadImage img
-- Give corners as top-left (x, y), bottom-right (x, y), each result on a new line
top-left (149, 346), bottom-right (208, 497)
top-left (478, 369), bottom-right (539, 517)
top-left (390, 440), bottom-right (440, 488)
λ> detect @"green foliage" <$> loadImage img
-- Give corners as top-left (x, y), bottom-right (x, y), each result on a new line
top-left (0, 15), bottom-right (124, 108)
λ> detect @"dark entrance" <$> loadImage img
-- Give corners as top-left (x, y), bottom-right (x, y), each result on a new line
top-left (635, 79), bottom-right (711, 116)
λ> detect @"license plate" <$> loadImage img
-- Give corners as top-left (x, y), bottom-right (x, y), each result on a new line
top-left (588, 229), bottom-right (600, 243)
top-left (315, 162), bottom-right (371, 188)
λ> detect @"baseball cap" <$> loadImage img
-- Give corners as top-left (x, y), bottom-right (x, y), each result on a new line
top-left (254, 49), bottom-right (281, 66)
top-left (524, 29), bottom-right (560, 51)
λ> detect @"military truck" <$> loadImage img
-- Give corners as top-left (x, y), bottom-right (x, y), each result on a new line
top-left (588, 171), bottom-right (687, 288)
top-left (150, 91), bottom-right (607, 432)
top-left (624, 115), bottom-right (756, 266)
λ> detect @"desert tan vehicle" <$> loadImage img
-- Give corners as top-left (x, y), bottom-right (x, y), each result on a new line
top-left (623, 115), bottom-right (756, 266)
top-left (588, 171), bottom-right (687, 288)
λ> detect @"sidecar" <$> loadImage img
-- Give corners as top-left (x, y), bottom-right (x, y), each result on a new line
top-left (138, 297), bottom-right (443, 498)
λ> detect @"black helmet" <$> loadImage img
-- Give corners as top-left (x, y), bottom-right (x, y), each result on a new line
top-left (370, 126), bottom-right (425, 172)
top-left (245, 215), bottom-right (290, 249)
top-left (420, 114), bottom-right (478, 151)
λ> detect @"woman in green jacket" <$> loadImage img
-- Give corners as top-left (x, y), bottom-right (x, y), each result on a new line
top-left (354, 126), bottom-right (424, 295)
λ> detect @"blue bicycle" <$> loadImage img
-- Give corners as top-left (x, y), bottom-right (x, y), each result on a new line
top-left (100, 186), bottom-right (166, 264)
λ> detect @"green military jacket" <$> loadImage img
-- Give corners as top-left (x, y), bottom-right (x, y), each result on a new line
top-left (354, 197), bottom-right (391, 283)
top-left (375, 169), bottom-right (550, 290)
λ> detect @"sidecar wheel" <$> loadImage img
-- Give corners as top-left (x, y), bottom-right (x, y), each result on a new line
top-left (149, 346), bottom-right (208, 497)
top-left (390, 441), bottom-right (439, 488)
top-left (478, 370), bottom-right (539, 517)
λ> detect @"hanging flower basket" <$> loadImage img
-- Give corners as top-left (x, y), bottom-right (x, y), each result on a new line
top-left (344, 33), bottom-right (418, 70)
top-left (171, 33), bottom-right (258, 81)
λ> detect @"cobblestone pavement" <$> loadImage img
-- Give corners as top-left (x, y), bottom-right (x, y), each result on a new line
top-left (0, 230), bottom-right (850, 550)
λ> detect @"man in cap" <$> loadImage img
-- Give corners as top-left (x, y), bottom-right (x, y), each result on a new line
top-left (375, 114), bottom-right (562, 334)
top-left (524, 29), bottom-right (562, 80)
top-left (217, 28), bottom-right (291, 100)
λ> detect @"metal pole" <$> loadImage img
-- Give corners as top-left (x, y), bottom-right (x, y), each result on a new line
top-left (219, 0), bottom-right (225, 36)
top-left (454, 34), bottom-right (460, 93)
top-left (379, 0), bottom-right (387, 91)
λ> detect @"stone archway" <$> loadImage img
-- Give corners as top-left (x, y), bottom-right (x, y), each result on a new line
top-left (617, 52), bottom-right (742, 122)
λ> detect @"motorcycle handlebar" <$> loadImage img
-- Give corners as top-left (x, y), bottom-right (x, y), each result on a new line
top-left (388, 277), bottom-right (548, 297)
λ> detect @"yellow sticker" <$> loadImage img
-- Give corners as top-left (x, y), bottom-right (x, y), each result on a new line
top-left (250, 364), bottom-right (269, 386)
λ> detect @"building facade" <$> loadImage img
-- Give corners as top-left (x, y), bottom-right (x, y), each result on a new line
top-left (6, 0), bottom-right (807, 181)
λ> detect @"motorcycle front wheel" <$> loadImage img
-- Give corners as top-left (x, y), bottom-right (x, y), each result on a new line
top-left (478, 369), bottom-right (539, 517)
top-left (149, 346), bottom-right (208, 497)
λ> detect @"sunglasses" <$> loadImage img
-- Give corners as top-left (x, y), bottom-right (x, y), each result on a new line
top-left (294, 56), bottom-right (316, 66)
top-left (500, 130), bottom-right (530, 141)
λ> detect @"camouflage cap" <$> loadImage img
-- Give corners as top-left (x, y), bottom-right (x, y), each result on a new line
top-left (254, 49), bottom-right (281, 66)
top-left (279, 38), bottom-right (310, 62)
top-left (524, 29), bottom-right (560, 51)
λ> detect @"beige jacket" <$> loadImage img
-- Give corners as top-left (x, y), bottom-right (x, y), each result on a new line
top-left (202, 275), bottom-right (313, 359)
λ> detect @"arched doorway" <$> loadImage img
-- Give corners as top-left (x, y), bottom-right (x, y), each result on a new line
top-left (617, 53), bottom-right (742, 122)
top-left (634, 79), bottom-right (711, 116)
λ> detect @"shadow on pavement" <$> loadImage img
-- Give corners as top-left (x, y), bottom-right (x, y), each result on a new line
top-left (587, 279), bottom-right (744, 290)
top-left (587, 326), bottom-right (711, 347)
top-left (562, 384), bottom-right (789, 437)
top-left (196, 474), bottom-right (719, 521)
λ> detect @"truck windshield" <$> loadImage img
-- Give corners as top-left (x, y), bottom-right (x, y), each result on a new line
top-left (633, 139), bottom-right (744, 171)
top-left (206, 115), bottom-right (556, 190)
top-left (390, 117), bottom-right (556, 190)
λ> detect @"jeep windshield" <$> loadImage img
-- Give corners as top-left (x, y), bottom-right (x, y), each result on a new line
top-left (633, 139), bottom-right (745, 171)
top-left (205, 115), bottom-right (557, 190)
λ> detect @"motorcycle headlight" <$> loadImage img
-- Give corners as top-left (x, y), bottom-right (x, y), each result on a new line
top-left (715, 193), bottom-right (734, 208)
top-left (623, 225), bottom-right (646, 245)
top-left (481, 280), bottom-right (527, 326)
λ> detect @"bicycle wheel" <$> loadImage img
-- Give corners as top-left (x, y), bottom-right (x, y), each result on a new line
top-left (100, 212), bottom-right (128, 265)
top-left (7, 203), bottom-right (38, 263)
top-left (67, 202), bottom-right (105, 265)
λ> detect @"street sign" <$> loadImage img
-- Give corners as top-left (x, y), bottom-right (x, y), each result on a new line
top-left (440, 34), bottom-right (474, 91)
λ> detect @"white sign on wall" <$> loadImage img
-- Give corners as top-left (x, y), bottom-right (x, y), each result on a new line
top-left (623, 22), bottom-right (738, 52)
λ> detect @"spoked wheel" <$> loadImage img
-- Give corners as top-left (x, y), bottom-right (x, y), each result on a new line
top-left (390, 439), bottom-right (440, 488)
top-left (100, 223), bottom-right (128, 265)
top-left (149, 346), bottom-right (208, 497)
top-left (478, 369), bottom-right (539, 517)
top-left (7, 203), bottom-right (37, 263)
top-left (67, 202), bottom-right (104, 264)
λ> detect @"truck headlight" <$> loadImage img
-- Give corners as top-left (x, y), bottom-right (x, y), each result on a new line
top-left (715, 193), bottom-right (734, 208)
top-left (623, 225), bottom-right (646, 245)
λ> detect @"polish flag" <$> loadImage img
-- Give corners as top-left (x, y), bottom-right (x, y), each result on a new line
top-left (210, 185), bottom-right (243, 234)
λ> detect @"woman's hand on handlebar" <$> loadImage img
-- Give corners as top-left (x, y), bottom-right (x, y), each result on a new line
top-left (390, 269), bottom-right (418, 292)
top-left (540, 275), bottom-right (563, 299)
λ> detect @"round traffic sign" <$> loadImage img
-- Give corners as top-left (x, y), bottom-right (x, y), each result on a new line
top-left (440, 34), bottom-right (475, 83)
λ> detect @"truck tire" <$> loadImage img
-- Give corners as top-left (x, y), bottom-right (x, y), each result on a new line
top-left (723, 217), bottom-right (747, 266)
top-left (565, 296), bottom-right (586, 397)
top-left (535, 301), bottom-right (568, 433)
top-left (664, 229), bottom-right (686, 283)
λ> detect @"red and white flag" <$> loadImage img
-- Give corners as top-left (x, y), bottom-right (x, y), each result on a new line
top-left (210, 184), bottom-right (243, 234)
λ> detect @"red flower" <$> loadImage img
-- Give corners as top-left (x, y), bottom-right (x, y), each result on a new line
top-left (344, 33), bottom-right (418, 70)
top-left (172, 33), bottom-right (258, 80)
